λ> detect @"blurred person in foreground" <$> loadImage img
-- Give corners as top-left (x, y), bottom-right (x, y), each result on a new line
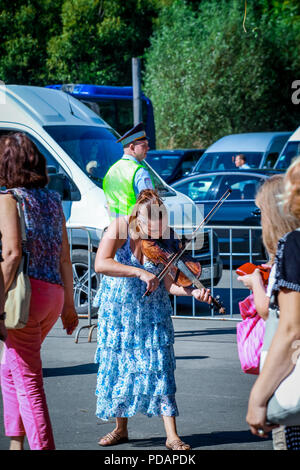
top-left (0, 133), bottom-right (78, 450)
top-left (237, 174), bottom-right (299, 449)
top-left (246, 156), bottom-right (300, 450)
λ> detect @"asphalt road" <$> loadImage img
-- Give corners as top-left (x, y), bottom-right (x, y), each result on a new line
top-left (0, 313), bottom-right (272, 451)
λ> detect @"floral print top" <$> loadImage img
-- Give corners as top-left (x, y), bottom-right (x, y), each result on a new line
top-left (1, 187), bottom-right (64, 286)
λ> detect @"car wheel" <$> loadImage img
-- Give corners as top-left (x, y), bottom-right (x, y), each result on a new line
top-left (71, 249), bottom-right (100, 317)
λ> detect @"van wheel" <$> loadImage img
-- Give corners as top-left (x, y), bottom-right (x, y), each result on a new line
top-left (71, 249), bottom-right (100, 317)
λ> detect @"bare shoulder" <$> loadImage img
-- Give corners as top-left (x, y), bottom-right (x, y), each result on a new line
top-left (104, 216), bottom-right (129, 242)
top-left (0, 192), bottom-right (17, 212)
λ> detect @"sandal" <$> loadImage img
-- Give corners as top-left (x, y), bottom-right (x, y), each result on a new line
top-left (98, 430), bottom-right (129, 447)
top-left (166, 439), bottom-right (191, 450)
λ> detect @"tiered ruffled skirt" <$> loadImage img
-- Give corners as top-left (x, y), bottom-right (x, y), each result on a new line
top-left (93, 246), bottom-right (178, 420)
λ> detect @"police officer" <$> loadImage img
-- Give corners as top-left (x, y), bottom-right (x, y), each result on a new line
top-left (103, 123), bottom-right (154, 218)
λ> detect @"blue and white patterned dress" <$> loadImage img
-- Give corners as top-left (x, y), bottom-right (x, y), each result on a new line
top-left (93, 234), bottom-right (178, 420)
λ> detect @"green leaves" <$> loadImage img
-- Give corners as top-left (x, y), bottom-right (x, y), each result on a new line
top-left (0, 0), bottom-right (298, 147)
top-left (144, 0), bottom-right (300, 148)
top-left (0, 0), bottom-right (159, 86)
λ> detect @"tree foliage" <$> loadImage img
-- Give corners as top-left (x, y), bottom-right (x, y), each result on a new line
top-left (0, 0), bottom-right (299, 148)
top-left (0, 0), bottom-right (160, 86)
top-left (144, 0), bottom-right (300, 148)
top-left (0, 0), bottom-right (63, 84)
top-left (46, 0), bottom-right (159, 85)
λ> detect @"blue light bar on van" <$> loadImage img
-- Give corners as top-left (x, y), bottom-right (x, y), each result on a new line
top-left (46, 84), bottom-right (148, 101)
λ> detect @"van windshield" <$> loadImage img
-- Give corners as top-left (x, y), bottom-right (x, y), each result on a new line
top-left (44, 125), bottom-right (172, 194)
top-left (274, 142), bottom-right (300, 169)
top-left (194, 151), bottom-right (263, 171)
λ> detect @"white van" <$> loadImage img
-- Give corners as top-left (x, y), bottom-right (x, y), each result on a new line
top-left (0, 85), bottom-right (222, 314)
top-left (274, 126), bottom-right (300, 170)
top-left (193, 132), bottom-right (292, 172)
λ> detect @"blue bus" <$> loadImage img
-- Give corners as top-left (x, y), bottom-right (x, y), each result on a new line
top-left (46, 84), bottom-right (156, 149)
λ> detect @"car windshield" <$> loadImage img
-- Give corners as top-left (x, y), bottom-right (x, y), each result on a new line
top-left (172, 175), bottom-right (217, 201)
top-left (274, 141), bottom-right (300, 169)
top-left (194, 151), bottom-right (263, 171)
top-left (172, 174), bottom-right (264, 201)
top-left (146, 153), bottom-right (182, 180)
top-left (44, 125), bottom-right (173, 194)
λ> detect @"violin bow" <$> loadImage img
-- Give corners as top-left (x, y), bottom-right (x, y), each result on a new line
top-left (143, 188), bottom-right (232, 296)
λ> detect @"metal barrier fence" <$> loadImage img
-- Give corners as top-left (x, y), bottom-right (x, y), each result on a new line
top-left (68, 225), bottom-right (263, 342)
top-left (67, 227), bottom-right (96, 343)
top-left (173, 225), bottom-right (263, 320)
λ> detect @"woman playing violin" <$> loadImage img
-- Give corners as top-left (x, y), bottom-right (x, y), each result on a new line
top-left (93, 189), bottom-right (212, 451)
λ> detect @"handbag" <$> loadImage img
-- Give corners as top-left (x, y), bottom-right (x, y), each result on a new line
top-left (4, 193), bottom-right (32, 329)
top-left (260, 300), bottom-right (300, 426)
top-left (236, 294), bottom-right (265, 375)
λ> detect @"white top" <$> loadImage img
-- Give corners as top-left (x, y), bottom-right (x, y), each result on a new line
top-left (266, 263), bottom-right (276, 298)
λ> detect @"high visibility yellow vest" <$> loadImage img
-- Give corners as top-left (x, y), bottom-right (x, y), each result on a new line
top-left (103, 156), bottom-right (148, 217)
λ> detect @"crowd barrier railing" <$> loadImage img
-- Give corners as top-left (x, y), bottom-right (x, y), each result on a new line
top-left (68, 225), bottom-right (263, 342)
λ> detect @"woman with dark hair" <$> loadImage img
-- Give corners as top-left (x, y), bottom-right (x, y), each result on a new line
top-left (0, 133), bottom-right (78, 450)
top-left (94, 189), bottom-right (212, 450)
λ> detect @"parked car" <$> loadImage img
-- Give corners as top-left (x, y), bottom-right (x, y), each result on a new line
top-left (274, 126), bottom-right (300, 170)
top-left (0, 85), bottom-right (222, 313)
top-left (146, 148), bottom-right (205, 184)
top-left (172, 169), bottom-right (284, 266)
top-left (192, 132), bottom-right (292, 173)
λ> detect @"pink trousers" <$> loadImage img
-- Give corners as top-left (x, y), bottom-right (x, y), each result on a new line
top-left (0, 278), bottom-right (64, 450)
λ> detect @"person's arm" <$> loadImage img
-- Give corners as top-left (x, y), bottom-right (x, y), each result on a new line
top-left (95, 217), bottom-right (159, 293)
top-left (59, 215), bottom-right (79, 335)
top-left (246, 288), bottom-right (300, 436)
top-left (133, 167), bottom-right (154, 195)
top-left (237, 269), bottom-right (269, 320)
top-left (0, 266), bottom-right (7, 342)
top-left (163, 273), bottom-right (212, 304)
top-left (0, 194), bottom-right (22, 293)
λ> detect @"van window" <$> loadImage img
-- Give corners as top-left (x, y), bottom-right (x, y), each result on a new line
top-left (275, 141), bottom-right (300, 169)
top-left (44, 124), bottom-right (175, 196)
top-left (44, 125), bottom-right (123, 188)
top-left (263, 136), bottom-right (291, 168)
top-left (195, 152), bottom-right (263, 171)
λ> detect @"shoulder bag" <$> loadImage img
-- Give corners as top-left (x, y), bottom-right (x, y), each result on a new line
top-left (260, 300), bottom-right (300, 426)
top-left (4, 192), bottom-right (32, 329)
top-left (236, 294), bottom-right (265, 375)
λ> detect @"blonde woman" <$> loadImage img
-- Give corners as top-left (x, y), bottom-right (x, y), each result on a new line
top-left (237, 174), bottom-right (299, 320)
top-left (246, 159), bottom-right (300, 450)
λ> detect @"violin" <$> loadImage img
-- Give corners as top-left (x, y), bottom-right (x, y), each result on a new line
top-left (141, 231), bottom-right (201, 287)
top-left (141, 229), bottom-right (226, 314)
top-left (236, 262), bottom-right (271, 286)
top-left (139, 188), bottom-right (232, 315)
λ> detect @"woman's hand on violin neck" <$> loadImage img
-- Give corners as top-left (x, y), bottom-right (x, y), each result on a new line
top-left (137, 269), bottom-right (159, 293)
top-left (192, 288), bottom-right (212, 304)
